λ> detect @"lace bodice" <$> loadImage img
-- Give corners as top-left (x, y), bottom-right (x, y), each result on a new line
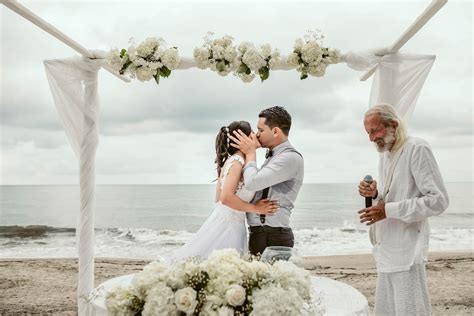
top-left (219, 155), bottom-right (255, 203)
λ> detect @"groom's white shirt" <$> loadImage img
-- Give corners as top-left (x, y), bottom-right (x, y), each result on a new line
top-left (243, 141), bottom-right (304, 227)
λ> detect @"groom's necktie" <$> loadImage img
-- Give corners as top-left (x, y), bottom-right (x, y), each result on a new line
top-left (260, 149), bottom-right (273, 224)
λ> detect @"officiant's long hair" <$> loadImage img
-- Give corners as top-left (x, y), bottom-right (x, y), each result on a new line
top-left (215, 121), bottom-right (252, 177)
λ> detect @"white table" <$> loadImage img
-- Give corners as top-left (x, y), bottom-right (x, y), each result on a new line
top-left (90, 274), bottom-right (369, 315)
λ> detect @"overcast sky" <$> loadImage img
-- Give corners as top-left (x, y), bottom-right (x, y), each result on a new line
top-left (1, 0), bottom-right (472, 184)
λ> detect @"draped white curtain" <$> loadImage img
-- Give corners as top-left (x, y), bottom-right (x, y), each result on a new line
top-left (44, 50), bottom-right (435, 315)
top-left (44, 57), bottom-right (101, 315)
top-left (345, 50), bottom-right (436, 119)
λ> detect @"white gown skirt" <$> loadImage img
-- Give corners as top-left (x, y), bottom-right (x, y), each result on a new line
top-left (169, 202), bottom-right (248, 262)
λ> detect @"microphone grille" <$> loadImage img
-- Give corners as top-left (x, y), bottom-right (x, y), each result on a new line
top-left (364, 175), bottom-right (373, 183)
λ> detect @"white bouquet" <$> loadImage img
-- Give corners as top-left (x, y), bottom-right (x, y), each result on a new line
top-left (235, 42), bottom-right (280, 83)
top-left (287, 31), bottom-right (341, 80)
top-left (193, 33), bottom-right (239, 76)
top-left (107, 37), bottom-right (180, 85)
top-left (105, 249), bottom-right (324, 315)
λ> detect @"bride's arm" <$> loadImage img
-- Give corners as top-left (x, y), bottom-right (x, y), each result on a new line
top-left (220, 160), bottom-right (277, 214)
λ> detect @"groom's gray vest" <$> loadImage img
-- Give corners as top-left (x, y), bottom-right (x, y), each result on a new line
top-left (245, 142), bottom-right (304, 227)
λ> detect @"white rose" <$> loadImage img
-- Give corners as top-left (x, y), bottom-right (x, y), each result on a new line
top-left (301, 41), bottom-right (322, 63)
top-left (260, 43), bottom-right (272, 58)
top-left (106, 49), bottom-right (123, 72)
top-left (242, 50), bottom-right (265, 72)
top-left (135, 67), bottom-right (154, 82)
top-left (213, 45), bottom-right (225, 60)
top-left (225, 284), bottom-right (246, 306)
top-left (174, 287), bottom-right (198, 314)
top-left (194, 48), bottom-right (211, 69)
top-left (294, 38), bottom-right (305, 51)
top-left (239, 73), bottom-right (255, 83)
top-left (286, 52), bottom-right (300, 67)
top-left (218, 306), bottom-right (234, 316)
top-left (136, 38), bottom-right (156, 57)
top-left (224, 46), bottom-right (238, 62)
top-left (161, 48), bottom-right (180, 69)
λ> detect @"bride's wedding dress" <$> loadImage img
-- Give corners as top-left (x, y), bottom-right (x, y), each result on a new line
top-left (170, 155), bottom-right (254, 262)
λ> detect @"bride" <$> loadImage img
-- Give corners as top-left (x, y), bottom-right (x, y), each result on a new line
top-left (170, 121), bottom-right (278, 262)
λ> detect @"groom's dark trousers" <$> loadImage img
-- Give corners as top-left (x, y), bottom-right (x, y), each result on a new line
top-left (248, 225), bottom-right (294, 256)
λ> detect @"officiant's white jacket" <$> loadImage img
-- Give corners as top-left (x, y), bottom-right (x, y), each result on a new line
top-left (373, 136), bottom-right (449, 273)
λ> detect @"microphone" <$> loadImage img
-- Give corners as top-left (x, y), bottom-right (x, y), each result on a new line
top-left (363, 175), bottom-right (373, 208)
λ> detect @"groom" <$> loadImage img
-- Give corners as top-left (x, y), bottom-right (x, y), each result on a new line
top-left (230, 106), bottom-right (304, 256)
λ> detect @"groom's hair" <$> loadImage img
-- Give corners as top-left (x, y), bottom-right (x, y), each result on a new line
top-left (259, 106), bottom-right (292, 136)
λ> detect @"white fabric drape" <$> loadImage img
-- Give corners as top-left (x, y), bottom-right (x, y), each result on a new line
top-left (345, 50), bottom-right (435, 120)
top-left (44, 57), bottom-right (101, 316)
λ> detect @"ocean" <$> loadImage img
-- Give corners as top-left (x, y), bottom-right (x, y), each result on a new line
top-left (0, 183), bottom-right (472, 259)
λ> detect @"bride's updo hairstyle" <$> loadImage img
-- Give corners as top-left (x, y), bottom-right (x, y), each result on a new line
top-left (215, 121), bottom-right (252, 177)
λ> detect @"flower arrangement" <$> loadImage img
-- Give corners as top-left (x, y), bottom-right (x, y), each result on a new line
top-left (287, 31), bottom-right (341, 80)
top-left (107, 37), bottom-right (180, 85)
top-left (105, 249), bottom-right (324, 315)
top-left (235, 42), bottom-right (280, 83)
top-left (193, 33), bottom-right (239, 76)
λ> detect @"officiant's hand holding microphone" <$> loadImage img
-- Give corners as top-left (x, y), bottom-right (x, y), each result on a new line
top-left (358, 175), bottom-right (386, 225)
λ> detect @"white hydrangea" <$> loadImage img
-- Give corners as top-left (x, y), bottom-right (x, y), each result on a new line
top-left (250, 285), bottom-right (304, 316)
top-left (174, 287), bottom-right (198, 315)
top-left (142, 283), bottom-right (177, 316)
top-left (270, 260), bottom-right (312, 300)
top-left (218, 306), bottom-right (235, 316)
top-left (132, 260), bottom-right (169, 299)
top-left (105, 286), bottom-right (139, 316)
top-left (200, 295), bottom-right (223, 316)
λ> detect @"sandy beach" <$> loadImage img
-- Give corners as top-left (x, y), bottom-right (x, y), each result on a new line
top-left (0, 251), bottom-right (472, 315)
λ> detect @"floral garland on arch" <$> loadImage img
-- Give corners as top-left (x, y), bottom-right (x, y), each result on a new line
top-left (107, 31), bottom-right (341, 85)
top-left (105, 249), bottom-right (325, 315)
top-left (287, 31), bottom-right (341, 79)
top-left (107, 37), bottom-right (180, 84)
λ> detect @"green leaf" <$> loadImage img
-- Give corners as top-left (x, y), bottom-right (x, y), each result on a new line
top-left (300, 73), bottom-right (308, 80)
top-left (259, 67), bottom-right (269, 82)
top-left (119, 58), bottom-right (132, 75)
top-left (237, 64), bottom-right (248, 74)
top-left (153, 73), bottom-right (160, 85)
top-left (120, 48), bottom-right (127, 58)
top-left (160, 66), bottom-right (171, 78)
top-left (216, 60), bottom-right (226, 72)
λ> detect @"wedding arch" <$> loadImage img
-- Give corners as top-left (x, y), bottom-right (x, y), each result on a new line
top-left (1, 0), bottom-right (448, 314)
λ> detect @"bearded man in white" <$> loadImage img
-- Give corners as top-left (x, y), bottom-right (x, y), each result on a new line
top-left (358, 104), bottom-right (449, 315)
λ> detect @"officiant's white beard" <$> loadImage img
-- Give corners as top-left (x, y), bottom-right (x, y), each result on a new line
top-left (374, 127), bottom-right (396, 153)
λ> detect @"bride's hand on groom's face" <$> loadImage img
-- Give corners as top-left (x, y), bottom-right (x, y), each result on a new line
top-left (229, 130), bottom-right (259, 154)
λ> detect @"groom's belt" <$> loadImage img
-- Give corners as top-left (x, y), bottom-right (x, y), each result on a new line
top-left (249, 225), bottom-right (292, 233)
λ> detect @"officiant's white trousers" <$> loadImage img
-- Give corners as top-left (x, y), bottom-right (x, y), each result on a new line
top-left (374, 264), bottom-right (431, 316)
